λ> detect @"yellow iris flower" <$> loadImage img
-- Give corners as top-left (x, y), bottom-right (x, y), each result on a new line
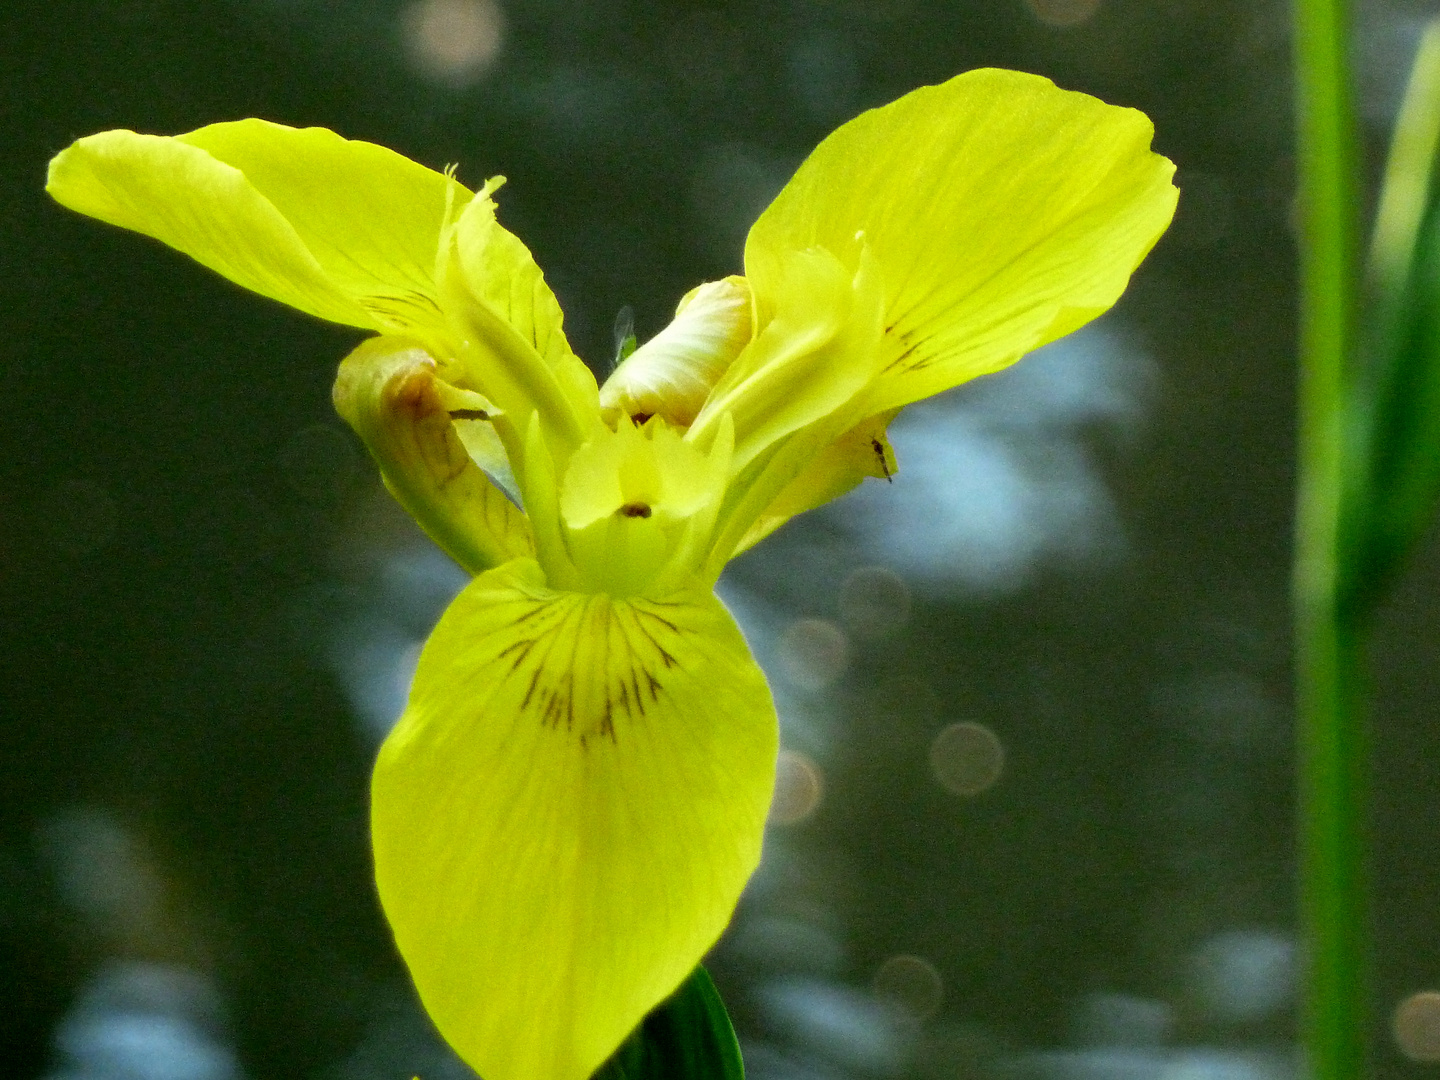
top-left (47, 68), bottom-right (1176, 1080)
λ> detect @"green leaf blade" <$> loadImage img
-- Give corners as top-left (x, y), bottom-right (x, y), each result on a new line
top-left (593, 966), bottom-right (744, 1080)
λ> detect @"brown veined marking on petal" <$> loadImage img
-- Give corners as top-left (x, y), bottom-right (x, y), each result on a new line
top-left (541, 601), bottom-right (573, 728)
top-left (511, 599), bottom-right (558, 627)
top-left (504, 593), bottom-right (696, 745)
top-left (499, 635), bottom-right (538, 675)
top-left (618, 501), bottom-right (652, 519)
top-left (521, 666), bottom-right (542, 710)
top-left (629, 413), bottom-right (653, 426)
top-left (497, 597), bottom-right (560, 678)
top-left (360, 290), bottom-right (443, 326)
top-left (448, 408), bottom-right (490, 421)
top-left (561, 595), bottom-right (593, 735)
top-left (508, 606), bottom-right (565, 709)
top-left (871, 438), bottom-right (894, 480)
top-left (525, 597), bottom-right (582, 731)
top-left (596, 598), bottom-right (616, 741)
top-left (880, 335), bottom-right (923, 376)
top-left (611, 607), bottom-right (660, 718)
top-left (630, 607), bottom-right (681, 670)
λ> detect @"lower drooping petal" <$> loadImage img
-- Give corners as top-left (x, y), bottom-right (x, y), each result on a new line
top-left (372, 559), bottom-right (778, 1080)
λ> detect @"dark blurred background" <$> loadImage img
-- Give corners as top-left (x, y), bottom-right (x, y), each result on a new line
top-left (5, 0), bottom-right (1440, 1077)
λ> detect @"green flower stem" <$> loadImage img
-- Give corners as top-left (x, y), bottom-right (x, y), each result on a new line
top-left (1293, 0), bottom-right (1366, 1075)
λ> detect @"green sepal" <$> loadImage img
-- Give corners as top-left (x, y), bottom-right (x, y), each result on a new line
top-left (592, 966), bottom-right (744, 1080)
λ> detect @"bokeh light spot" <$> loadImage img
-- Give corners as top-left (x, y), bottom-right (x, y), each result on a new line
top-left (872, 954), bottom-right (944, 1021)
top-left (839, 566), bottom-right (911, 642)
top-left (1023, 0), bottom-right (1101, 27)
top-left (1190, 929), bottom-right (1295, 1022)
top-left (1394, 991), bottom-right (1440, 1061)
top-left (769, 748), bottom-right (824, 826)
top-left (779, 618), bottom-right (851, 690)
top-left (401, 0), bottom-right (505, 86)
top-left (929, 722), bottom-right (1005, 796)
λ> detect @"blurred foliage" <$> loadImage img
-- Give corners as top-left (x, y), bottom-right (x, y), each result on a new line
top-left (1348, 24), bottom-right (1440, 620)
top-left (595, 967), bottom-right (744, 1080)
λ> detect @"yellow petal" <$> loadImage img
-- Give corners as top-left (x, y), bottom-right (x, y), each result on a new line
top-left (372, 559), bottom-right (777, 1080)
top-left (745, 68), bottom-right (1178, 414)
top-left (559, 416), bottom-right (734, 596)
top-left (431, 378), bottom-right (520, 500)
top-left (732, 410), bottom-right (898, 555)
top-left (440, 189), bottom-right (597, 454)
top-left (689, 243), bottom-right (884, 471)
top-left (448, 181), bottom-right (575, 379)
top-left (333, 336), bottom-right (533, 573)
top-left (177, 120), bottom-right (471, 332)
top-left (47, 129), bottom-right (374, 327)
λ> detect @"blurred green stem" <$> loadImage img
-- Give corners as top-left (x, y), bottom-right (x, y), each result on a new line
top-left (1293, 0), bottom-right (1365, 1075)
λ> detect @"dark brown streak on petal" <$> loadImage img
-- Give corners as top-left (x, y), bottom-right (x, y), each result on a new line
top-left (521, 667), bottom-right (542, 710)
top-left (499, 636), bottom-right (538, 665)
top-left (881, 338), bottom-right (923, 377)
top-left (566, 666), bottom-right (577, 733)
top-left (634, 608), bottom-right (680, 635)
top-left (629, 668), bottom-right (646, 717)
top-left (512, 601), bottom-right (556, 627)
top-left (598, 604), bottom-right (617, 744)
top-left (631, 617), bottom-right (679, 670)
top-left (382, 367), bottom-right (470, 489)
top-left (872, 438), bottom-right (894, 481)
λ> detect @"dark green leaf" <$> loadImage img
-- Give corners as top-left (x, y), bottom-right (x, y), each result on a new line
top-left (591, 966), bottom-right (744, 1080)
top-left (1346, 188), bottom-right (1440, 617)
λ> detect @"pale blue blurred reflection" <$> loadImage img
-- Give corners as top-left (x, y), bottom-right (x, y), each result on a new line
top-left (45, 964), bottom-right (243, 1080)
top-left (834, 322), bottom-right (1152, 594)
top-left (39, 808), bottom-right (245, 1080)
top-left (757, 977), bottom-right (912, 1075)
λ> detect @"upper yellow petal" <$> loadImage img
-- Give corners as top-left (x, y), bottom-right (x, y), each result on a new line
top-left (745, 67), bottom-right (1178, 415)
top-left (439, 187), bottom-right (597, 458)
top-left (447, 179), bottom-right (577, 383)
top-left (372, 559), bottom-right (777, 1080)
top-left (177, 120), bottom-right (472, 332)
top-left (47, 129), bottom-right (375, 328)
